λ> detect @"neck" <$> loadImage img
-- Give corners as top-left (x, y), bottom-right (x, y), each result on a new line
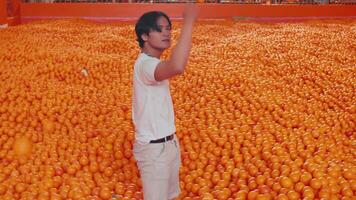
top-left (142, 46), bottom-right (163, 59)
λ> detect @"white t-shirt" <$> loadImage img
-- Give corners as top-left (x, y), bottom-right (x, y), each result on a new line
top-left (132, 53), bottom-right (176, 144)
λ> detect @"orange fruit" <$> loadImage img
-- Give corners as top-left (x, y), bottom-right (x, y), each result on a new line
top-left (310, 178), bottom-right (322, 190)
top-left (280, 176), bottom-right (293, 189)
top-left (0, 19), bottom-right (354, 200)
top-left (13, 136), bottom-right (32, 157)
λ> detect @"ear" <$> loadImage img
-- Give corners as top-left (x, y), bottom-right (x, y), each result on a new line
top-left (141, 33), bottom-right (149, 42)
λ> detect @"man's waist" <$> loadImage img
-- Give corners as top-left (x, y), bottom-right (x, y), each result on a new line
top-left (149, 133), bottom-right (175, 143)
top-left (134, 128), bottom-right (176, 144)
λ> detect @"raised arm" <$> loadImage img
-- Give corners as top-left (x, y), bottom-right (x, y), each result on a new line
top-left (154, 4), bottom-right (199, 82)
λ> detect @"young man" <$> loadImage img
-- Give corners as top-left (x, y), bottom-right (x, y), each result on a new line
top-left (132, 5), bottom-right (199, 200)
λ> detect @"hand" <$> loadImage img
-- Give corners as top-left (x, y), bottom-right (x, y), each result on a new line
top-left (183, 4), bottom-right (200, 23)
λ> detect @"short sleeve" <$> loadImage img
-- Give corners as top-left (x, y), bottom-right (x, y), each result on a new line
top-left (138, 58), bottom-right (160, 85)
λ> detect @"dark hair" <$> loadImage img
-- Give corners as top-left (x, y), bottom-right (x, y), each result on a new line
top-left (135, 11), bottom-right (172, 48)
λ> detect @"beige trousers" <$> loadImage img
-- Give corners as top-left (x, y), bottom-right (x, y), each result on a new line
top-left (133, 135), bottom-right (181, 200)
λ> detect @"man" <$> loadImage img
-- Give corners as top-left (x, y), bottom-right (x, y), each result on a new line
top-left (132, 5), bottom-right (199, 200)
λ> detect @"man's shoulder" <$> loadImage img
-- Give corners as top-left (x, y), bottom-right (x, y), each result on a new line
top-left (139, 53), bottom-right (162, 61)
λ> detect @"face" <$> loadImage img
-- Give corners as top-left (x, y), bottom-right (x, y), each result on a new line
top-left (142, 16), bottom-right (172, 50)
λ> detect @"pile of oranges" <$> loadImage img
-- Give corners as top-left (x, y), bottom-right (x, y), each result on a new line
top-left (0, 19), bottom-right (355, 200)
